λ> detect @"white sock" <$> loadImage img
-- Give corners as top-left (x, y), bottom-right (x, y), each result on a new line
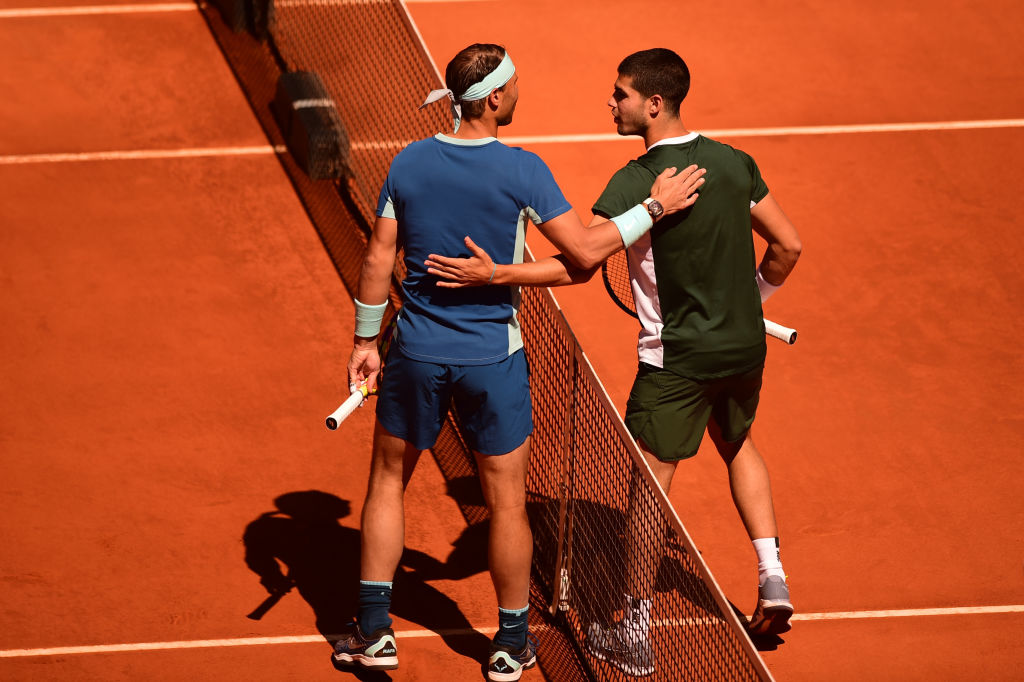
top-left (624, 594), bottom-right (652, 633)
top-left (753, 537), bottom-right (785, 583)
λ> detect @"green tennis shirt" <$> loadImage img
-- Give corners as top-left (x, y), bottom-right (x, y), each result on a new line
top-left (593, 133), bottom-right (769, 379)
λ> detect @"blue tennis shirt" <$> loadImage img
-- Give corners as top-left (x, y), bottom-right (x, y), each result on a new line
top-left (376, 134), bottom-right (572, 365)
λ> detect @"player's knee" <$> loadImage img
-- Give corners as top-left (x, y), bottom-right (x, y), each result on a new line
top-left (486, 497), bottom-right (528, 519)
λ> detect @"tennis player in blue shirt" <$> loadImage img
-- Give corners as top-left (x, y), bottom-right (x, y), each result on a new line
top-left (332, 43), bottom-right (705, 681)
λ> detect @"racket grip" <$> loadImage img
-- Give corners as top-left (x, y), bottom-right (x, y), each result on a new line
top-left (764, 318), bottom-right (797, 345)
top-left (325, 384), bottom-right (370, 430)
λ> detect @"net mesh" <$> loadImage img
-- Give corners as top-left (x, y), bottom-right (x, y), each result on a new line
top-left (198, 2), bottom-right (772, 679)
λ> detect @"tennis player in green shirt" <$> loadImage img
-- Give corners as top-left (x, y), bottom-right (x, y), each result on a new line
top-left (426, 48), bottom-right (802, 676)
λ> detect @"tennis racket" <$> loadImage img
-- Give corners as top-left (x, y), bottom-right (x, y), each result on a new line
top-left (325, 311), bottom-right (398, 430)
top-left (325, 383), bottom-right (371, 430)
top-left (601, 250), bottom-right (797, 345)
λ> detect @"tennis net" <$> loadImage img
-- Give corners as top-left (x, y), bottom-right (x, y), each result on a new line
top-left (199, 2), bottom-right (773, 679)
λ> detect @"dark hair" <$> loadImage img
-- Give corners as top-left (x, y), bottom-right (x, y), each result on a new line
top-left (444, 43), bottom-right (507, 120)
top-left (617, 48), bottom-right (690, 116)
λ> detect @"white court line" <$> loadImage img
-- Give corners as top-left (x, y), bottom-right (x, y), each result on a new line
top-left (0, 3), bottom-right (196, 18)
top-left (0, 626), bottom-right (499, 659)
top-left (5, 116), bottom-right (1023, 165)
top-left (320, 118), bottom-right (1024, 152)
top-left (653, 605), bottom-right (1024, 629)
top-left (0, 0), bottom-right (491, 17)
top-left (306, 118), bottom-right (1024, 151)
top-left (792, 605), bottom-right (1024, 621)
top-left (503, 118), bottom-right (1024, 145)
top-left (2, 606), bottom-right (1021, 658)
top-left (0, 145), bottom-right (287, 165)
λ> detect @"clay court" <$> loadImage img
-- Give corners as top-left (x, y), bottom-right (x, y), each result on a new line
top-left (1, 0), bottom-right (1023, 680)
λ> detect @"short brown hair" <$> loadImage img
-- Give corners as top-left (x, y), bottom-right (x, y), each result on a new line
top-left (618, 48), bottom-right (690, 117)
top-left (444, 43), bottom-right (507, 120)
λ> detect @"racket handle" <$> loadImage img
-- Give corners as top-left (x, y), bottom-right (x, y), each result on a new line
top-left (325, 384), bottom-right (370, 430)
top-left (246, 584), bottom-right (292, 620)
top-left (764, 318), bottom-right (797, 345)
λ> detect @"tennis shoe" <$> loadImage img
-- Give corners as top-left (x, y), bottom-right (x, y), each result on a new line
top-left (331, 622), bottom-right (398, 670)
top-left (487, 634), bottom-right (537, 681)
top-left (748, 574), bottom-right (793, 636)
top-left (585, 620), bottom-right (654, 677)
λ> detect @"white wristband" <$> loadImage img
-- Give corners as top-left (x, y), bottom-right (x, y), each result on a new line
top-left (755, 267), bottom-right (781, 303)
top-left (354, 299), bottom-right (388, 337)
top-left (610, 204), bottom-right (654, 248)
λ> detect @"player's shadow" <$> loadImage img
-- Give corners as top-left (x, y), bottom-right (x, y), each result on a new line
top-left (749, 632), bottom-right (787, 651)
top-left (415, 474), bottom-right (722, 621)
top-left (732, 597), bottom-right (789, 652)
top-left (398, 475), bottom-right (490, 581)
top-left (241, 490), bottom-right (491, 669)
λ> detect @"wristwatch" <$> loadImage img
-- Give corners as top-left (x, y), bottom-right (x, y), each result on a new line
top-left (643, 197), bottom-right (664, 220)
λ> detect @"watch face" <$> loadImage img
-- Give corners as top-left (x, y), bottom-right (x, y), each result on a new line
top-left (648, 200), bottom-right (664, 217)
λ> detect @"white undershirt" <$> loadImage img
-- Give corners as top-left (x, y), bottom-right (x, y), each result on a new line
top-left (630, 132), bottom-right (700, 367)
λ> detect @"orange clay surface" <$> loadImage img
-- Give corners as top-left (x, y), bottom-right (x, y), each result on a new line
top-left (1, 1), bottom-right (1023, 680)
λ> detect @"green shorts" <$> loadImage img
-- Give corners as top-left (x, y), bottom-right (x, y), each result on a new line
top-left (624, 363), bottom-right (763, 462)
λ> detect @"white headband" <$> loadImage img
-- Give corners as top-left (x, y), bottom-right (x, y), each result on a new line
top-left (420, 53), bottom-right (516, 132)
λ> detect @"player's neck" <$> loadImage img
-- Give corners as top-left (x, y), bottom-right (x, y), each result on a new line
top-left (451, 116), bottom-right (499, 140)
top-left (643, 118), bottom-right (690, 149)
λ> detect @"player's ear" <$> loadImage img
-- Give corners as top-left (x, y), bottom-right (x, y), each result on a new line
top-left (648, 94), bottom-right (664, 117)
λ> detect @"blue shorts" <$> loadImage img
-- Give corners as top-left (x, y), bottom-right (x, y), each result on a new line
top-left (376, 348), bottom-right (532, 455)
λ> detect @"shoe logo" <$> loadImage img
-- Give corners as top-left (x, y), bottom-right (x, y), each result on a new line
top-left (493, 662), bottom-right (510, 672)
top-left (380, 645), bottom-right (396, 656)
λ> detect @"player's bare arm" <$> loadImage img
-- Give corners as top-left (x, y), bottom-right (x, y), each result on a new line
top-left (538, 165), bottom-right (705, 270)
top-left (425, 165), bottom-right (705, 287)
top-left (348, 215), bottom-right (398, 391)
top-left (426, 236), bottom-right (592, 288)
top-left (751, 193), bottom-right (802, 286)
top-left (423, 204), bottom-right (634, 287)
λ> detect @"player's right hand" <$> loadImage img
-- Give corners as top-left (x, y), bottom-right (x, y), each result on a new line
top-left (348, 338), bottom-right (381, 393)
top-left (650, 164), bottom-right (706, 215)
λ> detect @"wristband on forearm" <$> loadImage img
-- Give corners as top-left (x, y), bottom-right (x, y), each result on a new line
top-left (354, 299), bottom-right (388, 337)
top-left (610, 204), bottom-right (654, 248)
top-left (755, 267), bottom-right (781, 303)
